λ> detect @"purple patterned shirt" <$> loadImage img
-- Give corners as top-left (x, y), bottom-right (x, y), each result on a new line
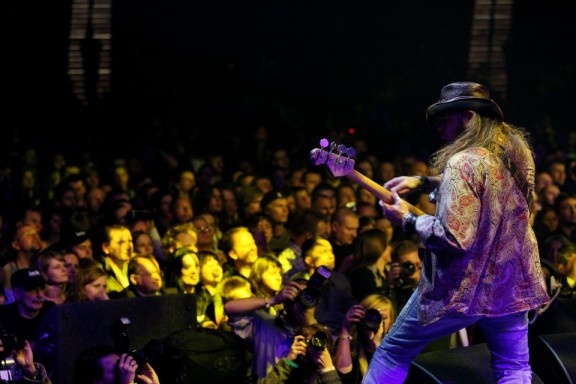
top-left (415, 147), bottom-right (550, 325)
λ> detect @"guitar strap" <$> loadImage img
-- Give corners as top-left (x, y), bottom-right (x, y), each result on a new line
top-left (500, 152), bottom-right (534, 213)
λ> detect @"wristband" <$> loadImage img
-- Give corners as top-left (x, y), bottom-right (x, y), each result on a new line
top-left (401, 213), bottom-right (417, 233)
top-left (264, 297), bottom-right (271, 310)
top-left (338, 335), bottom-right (353, 341)
top-left (286, 359), bottom-right (299, 368)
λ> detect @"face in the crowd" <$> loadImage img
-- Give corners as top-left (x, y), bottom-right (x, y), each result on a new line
top-left (178, 171), bottom-right (196, 193)
top-left (200, 256), bottom-right (223, 287)
top-left (134, 233), bottom-right (154, 257)
top-left (264, 198), bottom-right (290, 224)
top-left (173, 231), bottom-right (198, 253)
top-left (172, 198), bottom-right (194, 223)
top-left (83, 276), bottom-right (108, 301)
top-left (64, 252), bottom-right (79, 282)
top-left (261, 264), bottom-right (283, 294)
top-left (72, 239), bottom-right (93, 259)
top-left (332, 215), bottom-right (359, 246)
top-left (337, 186), bottom-right (355, 208)
top-left (132, 258), bottom-right (163, 294)
top-left (209, 188), bottom-right (224, 213)
top-left (193, 217), bottom-right (214, 249)
top-left (222, 189), bottom-right (238, 216)
top-left (231, 230), bottom-right (259, 266)
top-left (104, 227), bottom-right (133, 263)
top-left (557, 196), bottom-right (576, 225)
top-left (181, 253), bottom-right (200, 286)
top-left (45, 257), bottom-right (69, 284)
top-left (256, 217), bottom-right (274, 244)
top-left (14, 224), bottom-right (43, 255)
top-left (549, 163), bottom-right (567, 186)
top-left (303, 172), bottom-right (322, 195)
top-left (14, 286), bottom-right (45, 313)
top-left (313, 196), bottom-right (335, 217)
top-left (294, 189), bottom-right (311, 211)
top-left (306, 238), bottom-right (336, 271)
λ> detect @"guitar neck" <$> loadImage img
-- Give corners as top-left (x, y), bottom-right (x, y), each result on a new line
top-left (346, 170), bottom-right (426, 216)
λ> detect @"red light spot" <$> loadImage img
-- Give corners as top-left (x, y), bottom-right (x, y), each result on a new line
top-left (348, 128), bottom-right (355, 135)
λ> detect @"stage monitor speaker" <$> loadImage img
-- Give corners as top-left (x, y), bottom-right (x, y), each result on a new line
top-left (38, 294), bottom-right (196, 384)
top-left (405, 343), bottom-right (544, 384)
top-left (531, 333), bottom-right (576, 384)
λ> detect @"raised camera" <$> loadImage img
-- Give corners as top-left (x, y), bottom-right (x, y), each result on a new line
top-left (362, 308), bottom-right (383, 331)
top-left (297, 266), bottom-right (331, 308)
top-left (305, 330), bottom-right (329, 351)
top-left (0, 327), bottom-right (25, 360)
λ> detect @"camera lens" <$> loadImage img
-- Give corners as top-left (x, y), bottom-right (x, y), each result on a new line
top-left (363, 308), bottom-right (383, 331)
top-left (401, 261), bottom-right (415, 276)
top-left (306, 331), bottom-right (328, 351)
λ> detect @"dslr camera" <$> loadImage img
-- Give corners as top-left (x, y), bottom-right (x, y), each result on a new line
top-left (109, 317), bottom-right (162, 371)
top-left (0, 327), bottom-right (25, 381)
top-left (305, 330), bottom-right (329, 351)
top-left (387, 261), bottom-right (416, 288)
top-left (296, 266), bottom-right (331, 308)
top-left (361, 308), bottom-right (383, 331)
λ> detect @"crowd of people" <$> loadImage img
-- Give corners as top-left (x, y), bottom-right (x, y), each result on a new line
top-left (0, 82), bottom-right (575, 383)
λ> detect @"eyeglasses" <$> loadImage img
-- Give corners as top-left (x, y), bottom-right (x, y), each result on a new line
top-left (195, 226), bottom-right (212, 233)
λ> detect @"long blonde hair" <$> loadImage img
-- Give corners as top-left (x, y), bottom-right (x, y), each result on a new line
top-left (430, 113), bottom-right (535, 175)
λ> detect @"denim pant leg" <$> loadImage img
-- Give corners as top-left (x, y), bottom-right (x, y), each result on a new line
top-left (363, 289), bottom-right (478, 384)
top-left (477, 312), bottom-right (532, 384)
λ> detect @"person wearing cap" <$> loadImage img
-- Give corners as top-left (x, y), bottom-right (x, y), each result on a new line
top-left (0, 268), bottom-right (56, 350)
top-left (260, 190), bottom-right (291, 254)
top-left (363, 82), bottom-right (550, 383)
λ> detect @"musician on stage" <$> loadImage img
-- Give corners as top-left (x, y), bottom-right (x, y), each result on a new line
top-left (363, 82), bottom-right (550, 383)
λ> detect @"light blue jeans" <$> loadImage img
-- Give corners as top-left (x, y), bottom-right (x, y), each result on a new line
top-left (363, 289), bottom-right (532, 384)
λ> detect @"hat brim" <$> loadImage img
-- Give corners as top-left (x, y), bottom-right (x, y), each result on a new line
top-left (426, 98), bottom-right (503, 126)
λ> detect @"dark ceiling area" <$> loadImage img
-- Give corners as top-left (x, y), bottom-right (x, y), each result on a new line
top-left (4, 0), bottom-right (576, 163)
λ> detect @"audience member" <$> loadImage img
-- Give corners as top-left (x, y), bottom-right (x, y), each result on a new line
top-left (334, 294), bottom-right (396, 384)
top-left (98, 224), bottom-right (134, 294)
top-left (260, 191), bottom-right (291, 254)
top-left (347, 229), bottom-right (392, 302)
top-left (73, 344), bottom-right (160, 384)
top-left (66, 258), bottom-right (110, 302)
top-left (220, 226), bottom-right (259, 280)
top-left (224, 273), bottom-right (322, 380)
top-left (258, 323), bottom-right (340, 384)
top-left (109, 255), bottom-right (164, 299)
top-left (329, 207), bottom-right (359, 273)
top-left (0, 269), bottom-right (56, 349)
top-left (249, 254), bottom-right (284, 315)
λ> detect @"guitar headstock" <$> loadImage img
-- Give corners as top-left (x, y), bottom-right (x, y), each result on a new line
top-left (309, 138), bottom-right (356, 178)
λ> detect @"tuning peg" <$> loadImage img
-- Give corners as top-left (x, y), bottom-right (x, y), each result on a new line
top-left (346, 147), bottom-right (356, 158)
top-left (337, 144), bottom-right (347, 155)
top-left (319, 138), bottom-right (329, 149)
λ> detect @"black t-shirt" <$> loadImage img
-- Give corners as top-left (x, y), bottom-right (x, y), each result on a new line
top-left (0, 301), bottom-right (56, 345)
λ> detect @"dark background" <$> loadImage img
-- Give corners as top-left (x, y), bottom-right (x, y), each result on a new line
top-left (4, 0), bottom-right (576, 165)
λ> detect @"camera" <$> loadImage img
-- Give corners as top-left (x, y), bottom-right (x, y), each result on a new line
top-left (0, 327), bottom-right (25, 382)
top-left (305, 331), bottom-right (329, 351)
top-left (109, 317), bottom-right (163, 370)
top-left (297, 266), bottom-right (331, 308)
top-left (387, 261), bottom-right (416, 288)
top-left (0, 328), bottom-right (25, 360)
top-left (362, 308), bottom-right (383, 331)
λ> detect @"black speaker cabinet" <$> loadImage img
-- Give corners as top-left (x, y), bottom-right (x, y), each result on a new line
top-left (531, 333), bottom-right (576, 384)
top-left (405, 343), bottom-right (544, 384)
top-left (38, 294), bottom-right (196, 384)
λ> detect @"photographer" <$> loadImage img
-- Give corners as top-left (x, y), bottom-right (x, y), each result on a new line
top-left (224, 270), bottom-right (327, 380)
top-left (258, 324), bottom-right (341, 384)
top-left (333, 295), bottom-right (395, 384)
top-left (387, 240), bottom-right (421, 314)
top-left (73, 345), bottom-right (160, 384)
top-left (0, 337), bottom-right (51, 383)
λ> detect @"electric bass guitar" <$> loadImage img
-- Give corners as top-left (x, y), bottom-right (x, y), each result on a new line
top-left (309, 138), bottom-right (425, 216)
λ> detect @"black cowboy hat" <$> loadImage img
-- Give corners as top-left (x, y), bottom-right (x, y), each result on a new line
top-left (426, 82), bottom-right (503, 126)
